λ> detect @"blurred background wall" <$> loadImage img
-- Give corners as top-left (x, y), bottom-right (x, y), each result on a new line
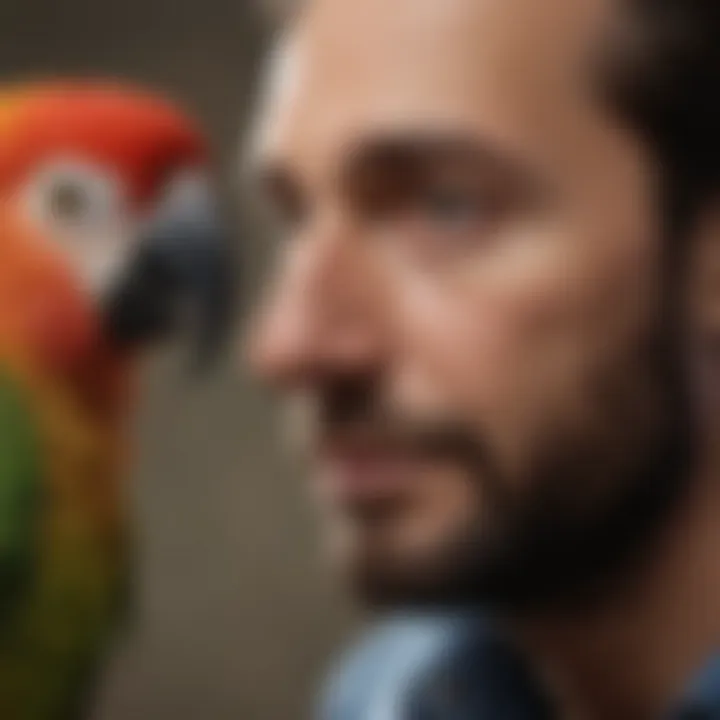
top-left (0, 1), bottom-right (354, 718)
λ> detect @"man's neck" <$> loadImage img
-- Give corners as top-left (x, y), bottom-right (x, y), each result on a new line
top-left (508, 456), bottom-right (720, 720)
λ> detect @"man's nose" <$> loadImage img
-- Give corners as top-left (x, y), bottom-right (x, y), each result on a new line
top-left (246, 218), bottom-right (385, 388)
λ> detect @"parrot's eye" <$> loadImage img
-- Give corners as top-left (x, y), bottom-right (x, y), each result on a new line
top-left (22, 158), bottom-right (133, 296)
top-left (24, 158), bottom-right (126, 235)
top-left (49, 180), bottom-right (90, 223)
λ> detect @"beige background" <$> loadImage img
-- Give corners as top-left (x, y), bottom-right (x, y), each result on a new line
top-left (0, 1), bottom-right (353, 718)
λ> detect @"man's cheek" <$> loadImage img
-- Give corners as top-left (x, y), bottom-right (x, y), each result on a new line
top-left (390, 271), bottom-right (599, 483)
top-left (390, 283), bottom-right (544, 478)
top-left (391, 287), bottom-right (516, 419)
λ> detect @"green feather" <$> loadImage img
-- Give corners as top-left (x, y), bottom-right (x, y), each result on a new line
top-left (0, 365), bottom-right (41, 626)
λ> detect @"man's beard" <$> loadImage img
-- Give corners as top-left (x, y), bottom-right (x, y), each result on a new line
top-left (318, 301), bottom-right (697, 616)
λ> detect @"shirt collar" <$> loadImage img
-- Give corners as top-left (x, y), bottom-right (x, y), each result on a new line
top-left (668, 653), bottom-right (720, 719)
top-left (411, 615), bottom-right (720, 720)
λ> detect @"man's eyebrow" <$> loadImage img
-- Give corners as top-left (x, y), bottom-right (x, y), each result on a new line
top-left (244, 133), bottom-right (547, 214)
top-left (338, 132), bottom-right (544, 193)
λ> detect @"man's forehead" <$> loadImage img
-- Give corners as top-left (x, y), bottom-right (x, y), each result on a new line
top-left (250, 0), bottom-right (615, 179)
top-left (296, 0), bottom-right (609, 50)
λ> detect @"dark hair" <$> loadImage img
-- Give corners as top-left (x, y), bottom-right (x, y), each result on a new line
top-left (601, 0), bottom-right (719, 223)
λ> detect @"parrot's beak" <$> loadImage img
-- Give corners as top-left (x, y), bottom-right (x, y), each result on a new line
top-left (102, 193), bottom-right (236, 369)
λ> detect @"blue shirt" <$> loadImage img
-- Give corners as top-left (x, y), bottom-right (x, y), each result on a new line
top-left (320, 614), bottom-right (720, 719)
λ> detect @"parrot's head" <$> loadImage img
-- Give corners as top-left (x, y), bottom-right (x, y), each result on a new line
top-left (0, 80), bottom-right (234, 379)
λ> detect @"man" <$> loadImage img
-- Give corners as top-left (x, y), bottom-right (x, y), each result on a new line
top-left (245, 0), bottom-right (720, 717)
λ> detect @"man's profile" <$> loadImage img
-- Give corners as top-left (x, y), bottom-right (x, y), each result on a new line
top-left (246, 0), bottom-right (720, 717)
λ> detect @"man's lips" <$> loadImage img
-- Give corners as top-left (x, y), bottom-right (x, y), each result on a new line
top-left (315, 441), bottom-right (422, 505)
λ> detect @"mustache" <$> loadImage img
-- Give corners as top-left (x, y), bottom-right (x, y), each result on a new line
top-left (288, 379), bottom-right (493, 471)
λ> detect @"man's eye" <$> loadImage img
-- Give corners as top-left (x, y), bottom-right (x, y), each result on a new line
top-left (420, 186), bottom-right (486, 228)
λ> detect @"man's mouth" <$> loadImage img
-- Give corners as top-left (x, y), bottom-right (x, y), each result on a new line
top-left (310, 416), bottom-right (487, 513)
top-left (316, 440), bottom-right (424, 507)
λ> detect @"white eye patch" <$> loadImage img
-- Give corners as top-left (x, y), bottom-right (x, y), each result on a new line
top-left (21, 157), bottom-right (136, 297)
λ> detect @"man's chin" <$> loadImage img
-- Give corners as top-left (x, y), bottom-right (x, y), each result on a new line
top-left (328, 523), bottom-right (489, 609)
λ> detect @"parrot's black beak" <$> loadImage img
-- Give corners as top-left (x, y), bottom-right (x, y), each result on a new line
top-left (103, 194), bottom-right (236, 370)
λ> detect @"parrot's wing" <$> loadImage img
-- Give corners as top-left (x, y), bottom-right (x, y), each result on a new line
top-left (0, 362), bottom-right (41, 628)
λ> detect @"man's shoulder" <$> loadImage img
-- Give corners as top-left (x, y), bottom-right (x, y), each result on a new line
top-left (319, 613), bottom-right (554, 720)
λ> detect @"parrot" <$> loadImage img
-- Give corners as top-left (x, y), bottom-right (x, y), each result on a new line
top-left (0, 80), bottom-right (234, 719)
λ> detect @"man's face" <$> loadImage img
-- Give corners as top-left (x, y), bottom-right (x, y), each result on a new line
top-left (247, 0), bottom-right (693, 609)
